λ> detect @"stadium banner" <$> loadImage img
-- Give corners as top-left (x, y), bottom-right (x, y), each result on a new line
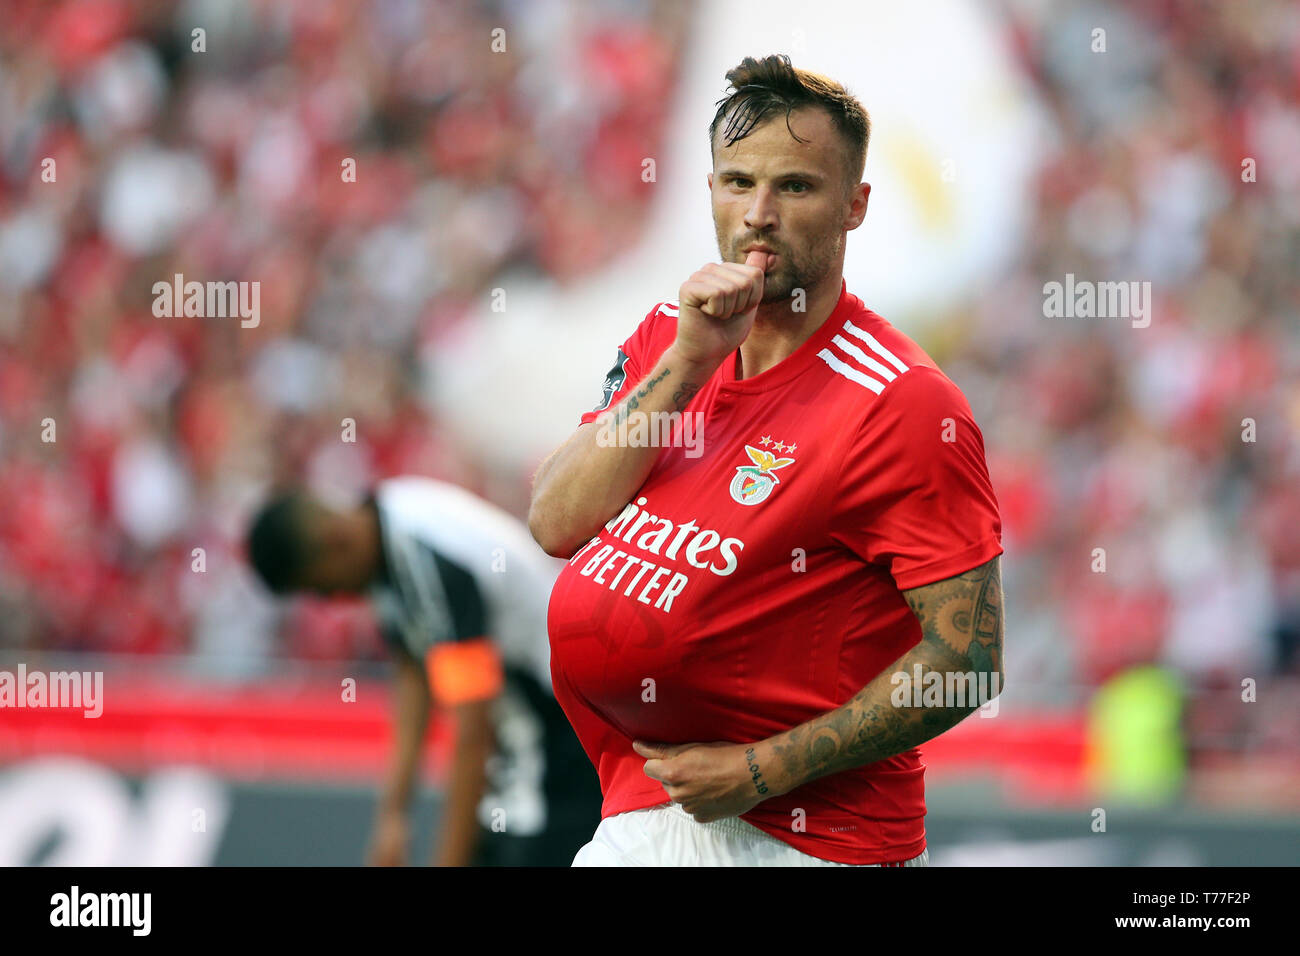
top-left (0, 670), bottom-right (1294, 865)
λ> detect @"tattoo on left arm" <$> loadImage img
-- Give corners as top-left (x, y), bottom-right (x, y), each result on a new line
top-left (766, 556), bottom-right (1004, 795)
top-left (745, 746), bottom-right (770, 795)
top-left (611, 366), bottom-right (672, 426)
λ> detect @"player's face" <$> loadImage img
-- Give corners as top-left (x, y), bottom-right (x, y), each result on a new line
top-left (709, 105), bottom-right (859, 304)
top-left (296, 540), bottom-right (369, 597)
top-left (297, 559), bottom-right (357, 596)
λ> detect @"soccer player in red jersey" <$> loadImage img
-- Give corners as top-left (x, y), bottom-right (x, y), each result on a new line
top-left (530, 54), bottom-right (1005, 866)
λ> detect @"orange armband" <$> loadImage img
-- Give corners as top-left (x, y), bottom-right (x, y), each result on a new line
top-left (425, 638), bottom-right (504, 706)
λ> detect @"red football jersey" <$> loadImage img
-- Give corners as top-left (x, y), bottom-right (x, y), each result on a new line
top-left (547, 278), bottom-right (1003, 864)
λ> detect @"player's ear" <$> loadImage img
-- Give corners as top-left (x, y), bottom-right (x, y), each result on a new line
top-left (845, 182), bottom-right (870, 231)
top-left (707, 171), bottom-right (713, 191)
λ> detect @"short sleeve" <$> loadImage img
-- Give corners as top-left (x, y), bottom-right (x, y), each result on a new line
top-left (578, 303), bottom-right (675, 426)
top-left (830, 366), bottom-right (1003, 591)
top-left (426, 548), bottom-right (488, 643)
top-left (422, 552), bottom-right (503, 704)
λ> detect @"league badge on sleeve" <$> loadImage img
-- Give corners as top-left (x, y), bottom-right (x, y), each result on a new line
top-left (729, 438), bottom-right (796, 506)
top-left (593, 348), bottom-right (631, 412)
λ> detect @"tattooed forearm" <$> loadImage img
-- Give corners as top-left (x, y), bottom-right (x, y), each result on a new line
top-left (671, 381), bottom-right (700, 411)
top-left (902, 555), bottom-right (1003, 677)
top-left (766, 557), bottom-right (1004, 795)
top-left (611, 366), bottom-right (672, 425)
top-left (744, 746), bottom-right (770, 795)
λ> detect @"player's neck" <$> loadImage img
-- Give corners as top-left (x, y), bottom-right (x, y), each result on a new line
top-left (737, 276), bottom-right (843, 380)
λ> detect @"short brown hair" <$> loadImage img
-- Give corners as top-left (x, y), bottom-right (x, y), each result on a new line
top-left (709, 54), bottom-right (870, 194)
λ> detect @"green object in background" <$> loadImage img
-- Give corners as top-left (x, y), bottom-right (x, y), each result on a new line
top-left (1086, 665), bottom-right (1186, 804)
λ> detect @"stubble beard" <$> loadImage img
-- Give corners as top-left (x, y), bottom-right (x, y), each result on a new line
top-left (757, 244), bottom-right (835, 307)
top-left (718, 228), bottom-right (840, 312)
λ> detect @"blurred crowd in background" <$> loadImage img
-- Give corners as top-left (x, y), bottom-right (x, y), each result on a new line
top-left (0, 2), bottom-right (1297, 775)
top-left (0, 0), bottom-right (688, 665)
top-left (973, 0), bottom-right (1300, 788)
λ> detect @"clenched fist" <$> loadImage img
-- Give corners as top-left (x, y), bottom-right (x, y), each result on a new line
top-left (633, 738), bottom-right (781, 823)
top-left (673, 250), bottom-right (772, 368)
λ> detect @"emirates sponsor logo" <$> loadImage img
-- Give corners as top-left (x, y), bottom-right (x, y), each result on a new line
top-left (598, 496), bottom-right (744, 576)
top-left (567, 496), bottom-right (746, 615)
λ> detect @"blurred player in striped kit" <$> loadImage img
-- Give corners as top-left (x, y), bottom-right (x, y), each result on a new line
top-left (246, 476), bottom-right (602, 866)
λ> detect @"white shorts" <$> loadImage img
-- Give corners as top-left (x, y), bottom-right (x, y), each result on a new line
top-left (571, 801), bottom-right (930, 867)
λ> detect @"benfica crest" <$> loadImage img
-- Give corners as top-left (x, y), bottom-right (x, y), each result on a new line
top-left (729, 443), bottom-right (795, 506)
